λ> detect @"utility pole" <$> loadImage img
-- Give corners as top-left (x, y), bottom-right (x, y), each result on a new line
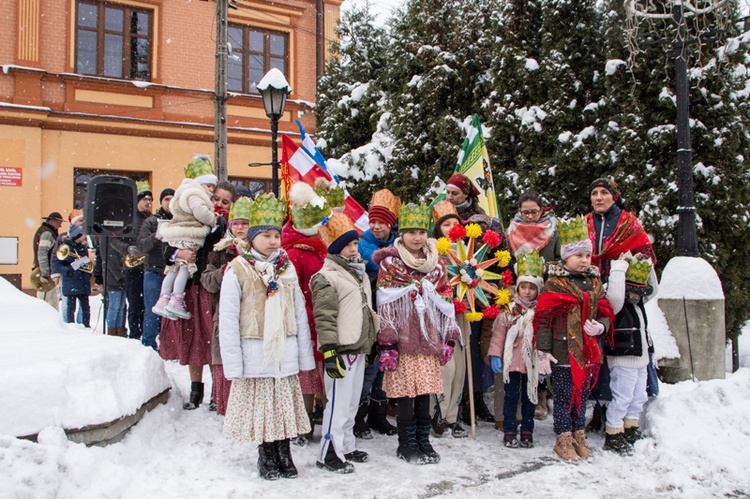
top-left (316, 0), bottom-right (324, 81)
top-left (214, 0), bottom-right (228, 181)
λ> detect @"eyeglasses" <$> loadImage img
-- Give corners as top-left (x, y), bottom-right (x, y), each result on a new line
top-left (521, 209), bottom-right (540, 216)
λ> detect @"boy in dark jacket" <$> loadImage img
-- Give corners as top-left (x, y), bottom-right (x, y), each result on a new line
top-left (53, 225), bottom-right (92, 327)
top-left (603, 252), bottom-right (658, 454)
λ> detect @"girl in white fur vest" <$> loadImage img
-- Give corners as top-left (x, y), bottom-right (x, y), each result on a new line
top-left (153, 155), bottom-right (217, 319)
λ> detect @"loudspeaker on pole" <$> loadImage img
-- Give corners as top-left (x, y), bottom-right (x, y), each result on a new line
top-left (83, 175), bottom-right (138, 237)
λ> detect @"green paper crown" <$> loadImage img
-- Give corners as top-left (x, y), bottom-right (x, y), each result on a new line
top-left (229, 196), bottom-right (252, 222)
top-left (558, 215), bottom-right (589, 246)
top-left (136, 180), bottom-right (151, 195)
top-left (291, 199), bottom-right (330, 230)
top-left (316, 183), bottom-right (346, 209)
top-left (399, 203), bottom-right (430, 231)
top-left (185, 154), bottom-right (214, 179)
top-left (517, 250), bottom-right (545, 277)
top-left (625, 255), bottom-right (653, 285)
top-left (249, 193), bottom-right (287, 228)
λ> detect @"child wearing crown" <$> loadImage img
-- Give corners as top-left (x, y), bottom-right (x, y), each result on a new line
top-left (602, 252), bottom-right (658, 454)
top-left (310, 212), bottom-right (380, 473)
top-left (485, 250), bottom-right (545, 449)
top-left (153, 154), bottom-right (217, 320)
top-left (533, 216), bottom-right (614, 462)
top-left (219, 193), bottom-right (315, 481)
top-left (373, 203), bottom-right (460, 465)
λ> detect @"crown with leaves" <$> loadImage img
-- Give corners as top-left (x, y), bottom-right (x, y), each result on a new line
top-left (249, 193), bottom-right (286, 228)
top-left (135, 180), bottom-right (151, 195)
top-left (558, 215), bottom-right (590, 247)
top-left (184, 154), bottom-right (214, 179)
top-left (315, 178), bottom-right (346, 210)
top-left (229, 196), bottom-right (252, 222)
top-left (622, 251), bottom-right (653, 285)
top-left (399, 203), bottom-right (431, 231)
top-left (517, 250), bottom-right (545, 278)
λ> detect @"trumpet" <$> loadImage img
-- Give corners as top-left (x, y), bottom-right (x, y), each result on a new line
top-left (57, 244), bottom-right (94, 274)
top-left (124, 254), bottom-right (146, 268)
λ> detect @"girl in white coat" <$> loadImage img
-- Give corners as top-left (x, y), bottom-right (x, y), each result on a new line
top-left (219, 194), bottom-right (315, 481)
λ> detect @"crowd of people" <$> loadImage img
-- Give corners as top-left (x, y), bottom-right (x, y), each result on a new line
top-left (32, 157), bottom-right (659, 477)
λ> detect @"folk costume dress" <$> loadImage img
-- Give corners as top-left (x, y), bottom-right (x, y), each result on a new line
top-left (373, 240), bottom-right (460, 398)
top-left (219, 247), bottom-right (315, 443)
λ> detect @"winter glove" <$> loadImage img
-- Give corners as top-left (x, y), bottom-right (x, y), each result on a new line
top-left (379, 344), bottom-right (399, 372)
top-left (537, 351), bottom-right (558, 376)
top-left (439, 341), bottom-right (455, 366)
top-left (490, 355), bottom-right (503, 374)
top-left (322, 346), bottom-right (346, 379)
top-left (583, 319), bottom-right (605, 337)
top-left (609, 259), bottom-right (629, 273)
top-left (127, 245), bottom-right (141, 256)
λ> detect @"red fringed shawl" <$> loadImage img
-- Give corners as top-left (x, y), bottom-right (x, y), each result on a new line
top-left (586, 210), bottom-right (656, 279)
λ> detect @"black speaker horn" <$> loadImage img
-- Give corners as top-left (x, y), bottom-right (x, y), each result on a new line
top-left (83, 175), bottom-right (138, 238)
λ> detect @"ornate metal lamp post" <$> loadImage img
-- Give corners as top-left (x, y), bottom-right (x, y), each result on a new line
top-left (257, 69), bottom-right (292, 197)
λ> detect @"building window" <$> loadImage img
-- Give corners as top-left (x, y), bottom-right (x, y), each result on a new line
top-left (227, 25), bottom-right (288, 94)
top-left (76, 1), bottom-right (152, 81)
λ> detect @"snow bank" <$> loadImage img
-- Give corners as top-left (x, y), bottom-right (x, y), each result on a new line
top-left (658, 256), bottom-right (724, 300)
top-left (0, 278), bottom-right (170, 437)
top-left (645, 297), bottom-right (680, 360)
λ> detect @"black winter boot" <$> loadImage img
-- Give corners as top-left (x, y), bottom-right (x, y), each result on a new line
top-left (183, 382), bottom-right (204, 410)
top-left (396, 419), bottom-right (428, 465)
top-left (416, 420), bottom-right (440, 464)
top-left (354, 401), bottom-right (373, 439)
top-left (274, 439), bottom-right (298, 478)
top-left (473, 392), bottom-right (495, 423)
top-left (316, 443), bottom-right (354, 474)
top-left (258, 442), bottom-right (281, 480)
top-left (624, 426), bottom-right (643, 445)
top-left (586, 402), bottom-right (606, 433)
top-left (603, 431), bottom-right (634, 455)
top-left (368, 399), bottom-right (398, 435)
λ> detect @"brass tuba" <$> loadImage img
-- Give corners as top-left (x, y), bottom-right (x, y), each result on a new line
top-left (57, 244), bottom-right (94, 274)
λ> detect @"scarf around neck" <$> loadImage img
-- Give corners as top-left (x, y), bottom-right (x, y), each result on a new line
top-left (507, 212), bottom-right (556, 255)
top-left (394, 237), bottom-right (439, 274)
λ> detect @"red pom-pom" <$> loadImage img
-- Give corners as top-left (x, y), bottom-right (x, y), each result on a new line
top-left (482, 230), bottom-right (501, 248)
top-left (448, 223), bottom-right (467, 242)
top-left (482, 304), bottom-right (501, 320)
top-left (453, 299), bottom-right (468, 314)
top-left (502, 269), bottom-right (515, 287)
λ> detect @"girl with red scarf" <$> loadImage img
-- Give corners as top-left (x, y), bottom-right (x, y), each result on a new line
top-left (533, 216), bottom-right (614, 462)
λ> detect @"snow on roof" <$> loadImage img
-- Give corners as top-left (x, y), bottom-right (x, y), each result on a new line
top-left (256, 68), bottom-right (292, 93)
top-left (658, 256), bottom-right (724, 300)
top-left (0, 278), bottom-right (170, 437)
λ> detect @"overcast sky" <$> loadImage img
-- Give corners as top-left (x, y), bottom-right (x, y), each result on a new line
top-left (340, 0), bottom-right (406, 25)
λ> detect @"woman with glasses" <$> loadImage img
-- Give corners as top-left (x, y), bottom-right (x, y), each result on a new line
top-left (506, 191), bottom-right (560, 263)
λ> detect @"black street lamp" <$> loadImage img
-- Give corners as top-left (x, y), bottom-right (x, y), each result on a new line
top-left (257, 68), bottom-right (291, 198)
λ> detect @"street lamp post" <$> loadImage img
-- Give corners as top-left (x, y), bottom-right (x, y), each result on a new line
top-left (257, 68), bottom-right (292, 198)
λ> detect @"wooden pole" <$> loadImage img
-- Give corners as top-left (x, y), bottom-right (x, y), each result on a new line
top-left (464, 318), bottom-right (476, 439)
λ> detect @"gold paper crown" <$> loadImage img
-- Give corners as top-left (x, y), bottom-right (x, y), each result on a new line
top-left (249, 193), bottom-right (286, 228)
top-left (431, 200), bottom-right (458, 225)
top-left (135, 180), bottom-right (151, 195)
top-left (370, 189), bottom-right (401, 217)
top-left (558, 215), bottom-right (590, 246)
top-left (399, 203), bottom-right (430, 231)
top-left (289, 182), bottom-right (330, 230)
top-left (517, 250), bottom-right (545, 277)
top-left (318, 212), bottom-right (356, 248)
top-left (184, 154), bottom-right (214, 179)
top-left (315, 179), bottom-right (346, 210)
top-left (624, 252), bottom-right (653, 285)
top-left (229, 196), bottom-right (252, 222)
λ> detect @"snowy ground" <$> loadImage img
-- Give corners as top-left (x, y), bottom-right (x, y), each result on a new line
top-left (1, 280), bottom-right (750, 498)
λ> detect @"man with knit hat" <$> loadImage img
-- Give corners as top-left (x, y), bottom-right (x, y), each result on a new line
top-left (136, 187), bottom-right (174, 349)
top-left (311, 212), bottom-right (379, 473)
top-left (355, 189), bottom-right (402, 439)
top-left (33, 212), bottom-right (64, 308)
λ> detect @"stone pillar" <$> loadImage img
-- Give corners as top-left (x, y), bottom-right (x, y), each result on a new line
top-left (657, 257), bottom-right (725, 382)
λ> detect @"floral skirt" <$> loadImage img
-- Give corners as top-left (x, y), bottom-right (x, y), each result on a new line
top-left (223, 375), bottom-right (310, 443)
top-left (298, 360), bottom-right (325, 395)
top-left (384, 353), bottom-right (443, 399)
top-left (159, 285), bottom-right (213, 366)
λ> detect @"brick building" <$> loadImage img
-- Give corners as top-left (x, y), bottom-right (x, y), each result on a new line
top-left (0, 0), bottom-right (341, 290)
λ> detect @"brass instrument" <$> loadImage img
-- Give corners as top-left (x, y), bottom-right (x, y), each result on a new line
top-left (124, 253), bottom-right (146, 269)
top-left (30, 266), bottom-right (56, 292)
top-left (57, 244), bottom-right (94, 274)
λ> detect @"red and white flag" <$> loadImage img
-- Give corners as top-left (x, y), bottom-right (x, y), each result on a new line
top-left (282, 133), bottom-right (369, 233)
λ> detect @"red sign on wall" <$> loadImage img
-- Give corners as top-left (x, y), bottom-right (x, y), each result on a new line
top-left (0, 167), bottom-right (22, 187)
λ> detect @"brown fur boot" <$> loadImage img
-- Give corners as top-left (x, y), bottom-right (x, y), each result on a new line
top-left (553, 432), bottom-right (579, 462)
top-left (572, 430), bottom-right (593, 459)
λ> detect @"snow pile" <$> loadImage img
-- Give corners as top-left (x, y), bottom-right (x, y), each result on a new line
top-left (658, 257), bottom-right (724, 300)
top-left (0, 278), bottom-right (170, 437)
top-left (645, 297), bottom-right (680, 360)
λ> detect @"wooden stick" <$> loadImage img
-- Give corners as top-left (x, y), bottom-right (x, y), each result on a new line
top-left (464, 317), bottom-right (476, 439)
